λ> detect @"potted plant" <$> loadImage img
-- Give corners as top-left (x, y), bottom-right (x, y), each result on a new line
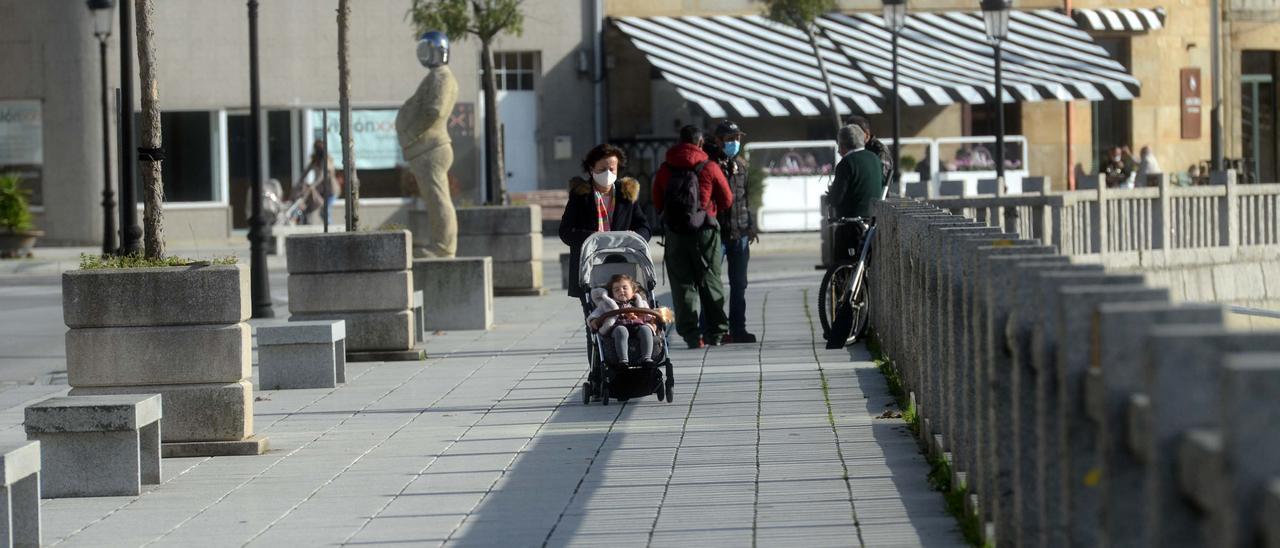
top-left (0, 173), bottom-right (43, 258)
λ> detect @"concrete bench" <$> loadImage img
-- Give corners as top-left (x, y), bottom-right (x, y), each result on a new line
top-left (258, 320), bottom-right (347, 389)
top-left (413, 290), bottom-right (425, 343)
top-left (24, 395), bottom-right (161, 498)
top-left (0, 441), bottom-right (41, 547)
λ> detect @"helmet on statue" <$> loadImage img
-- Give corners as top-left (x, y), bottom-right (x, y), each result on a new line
top-left (416, 31), bottom-right (449, 68)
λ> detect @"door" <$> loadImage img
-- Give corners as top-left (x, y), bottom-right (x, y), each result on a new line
top-left (493, 51), bottom-right (539, 193)
top-left (499, 90), bottom-right (537, 192)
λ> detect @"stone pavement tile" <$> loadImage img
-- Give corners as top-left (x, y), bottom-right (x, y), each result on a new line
top-left (649, 526), bottom-right (754, 546)
top-left (756, 523), bottom-right (861, 547)
top-left (755, 500), bottom-right (858, 528)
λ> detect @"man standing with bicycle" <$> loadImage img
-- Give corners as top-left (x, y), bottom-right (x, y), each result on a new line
top-left (822, 124), bottom-right (884, 349)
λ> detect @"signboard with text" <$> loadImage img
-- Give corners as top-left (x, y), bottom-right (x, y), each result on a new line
top-left (0, 100), bottom-right (43, 205)
top-left (309, 109), bottom-right (403, 170)
top-left (1181, 68), bottom-right (1202, 140)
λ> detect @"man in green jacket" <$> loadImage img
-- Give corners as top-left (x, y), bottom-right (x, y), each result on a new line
top-left (828, 124), bottom-right (884, 220)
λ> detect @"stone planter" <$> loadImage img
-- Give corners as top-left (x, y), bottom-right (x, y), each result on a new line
top-left (61, 264), bottom-right (267, 456)
top-left (0, 229), bottom-right (43, 259)
top-left (456, 205), bottom-right (546, 296)
top-left (285, 230), bottom-right (418, 355)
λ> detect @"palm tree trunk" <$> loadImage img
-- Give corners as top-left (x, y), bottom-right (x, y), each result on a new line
top-left (481, 42), bottom-right (506, 205)
top-left (135, 0), bottom-right (165, 258)
top-left (805, 26), bottom-right (843, 134)
top-left (337, 0), bottom-right (359, 230)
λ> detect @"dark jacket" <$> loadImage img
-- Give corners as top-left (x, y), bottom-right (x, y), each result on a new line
top-left (652, 143), bottom-right (733, 223)
top-left (559, 176), bottom-right (651, 298)
top-left (704, 143), bottom-right (756, 242)
top-left (866, 138), bottom-right (894, 184)
top-left (829, 149), bottom-right (885, 219)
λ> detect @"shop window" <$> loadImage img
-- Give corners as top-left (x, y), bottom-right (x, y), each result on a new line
top-left (309, 109), bottom-right (406, 200)
top-left (1091, 37), bottom-right (1133, 170)
top-left (228, 110), bottom-right (296, 228)
top-left (132, 111), bottom-right (219, 203)
top-left (492, 51), bottom-right (538, 91)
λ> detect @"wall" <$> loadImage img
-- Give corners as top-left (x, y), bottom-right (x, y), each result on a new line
top-left (1097, 246), bottom-right (1280, 310)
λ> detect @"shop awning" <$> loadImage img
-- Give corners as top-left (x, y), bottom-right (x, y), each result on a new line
top-left (613, 10), bottom-right (1141, 118)
top-left (1071, 7), bottom-right (1166, 32)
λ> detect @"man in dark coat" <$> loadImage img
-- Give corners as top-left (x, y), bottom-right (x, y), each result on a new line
top-left (829, 124), bottom-right (885, 220)
top-left (846, 115), bottom-right (894, 187)
top-left (559, 144), bottom-right (651, 299)
top-left (703, 120), bottom-right (758, 343)
top-left (653, 125), bottom-right (733, 348)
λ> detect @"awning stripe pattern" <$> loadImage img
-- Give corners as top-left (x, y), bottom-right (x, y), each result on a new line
top-left (1071, 7), bottom-right (1166, 32)
top-left (613, 9), bottom-right (1141, 118)
top-left (614, 15), bottom-right (885, 118)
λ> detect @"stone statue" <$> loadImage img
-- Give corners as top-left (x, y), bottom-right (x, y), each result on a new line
top-left (396, 30), bottom-right (459, 258)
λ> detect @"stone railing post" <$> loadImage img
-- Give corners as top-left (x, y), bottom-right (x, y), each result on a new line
top-left (1215, 353), bottom-right (1280, 547)
top-left (1096, 183), bottom-right (1108, 256)
top-left (1155, 174), bottom-right (1172, 250)
top-left (1224, 169), bottom-right (1239, 250)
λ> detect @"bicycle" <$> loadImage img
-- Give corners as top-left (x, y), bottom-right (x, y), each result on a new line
top-left (818, 216), bottom-right (876, 349)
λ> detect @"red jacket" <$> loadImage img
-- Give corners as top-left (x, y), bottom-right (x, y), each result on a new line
top-left (652, 143), bottom-right (733, 219)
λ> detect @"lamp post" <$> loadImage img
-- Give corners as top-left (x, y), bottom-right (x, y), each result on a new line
top-left (882, 0), bottom-right (907, 196)
top-left (116, 0), bottom-right (142, 255)
top-left (981, 0), bottom-right (1012, 184)
top-left (88, 0), bottom-right (116, 255)
top-left (247, 0), bottom-right (274, 319)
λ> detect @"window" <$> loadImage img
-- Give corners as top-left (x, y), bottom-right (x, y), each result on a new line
top-left (228, 110), bottom-right (296, 228)
top-left (1241, 50), bottom-right (1277, 184)
top-left (492, 51), bottom-right (538, 91)
top-left (308, 109), bottom-right (406, 200)
top-left (132, 111), bottom-right (219, 203)
top-left (0, 100), bottom-right (43, 206)
top-left (1091, 37), bottom-right (1133, 170)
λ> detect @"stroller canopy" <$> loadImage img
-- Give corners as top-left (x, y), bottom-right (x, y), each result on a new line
top-left (578, 231), bottom-right (657, 291)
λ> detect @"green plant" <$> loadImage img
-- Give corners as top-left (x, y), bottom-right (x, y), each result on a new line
top-left (0, 174), bottom-right (34, 233)
top-left (79, 253), bottom-right (238, 270)
top-left (900, 155), bottom-right (918, 172)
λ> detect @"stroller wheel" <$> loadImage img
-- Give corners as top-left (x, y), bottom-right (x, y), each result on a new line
top-left (664, 382), bottom-right (674, 403)
top-left (601, 383), bottom-right (610, 406)
top-left (655, 376), bottom-right (666, 401)
top-left (582, 382), bottom-right (592, 405)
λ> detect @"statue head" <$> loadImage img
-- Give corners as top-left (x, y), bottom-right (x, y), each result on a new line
top-left (417, 31), bottom-right (449, 68)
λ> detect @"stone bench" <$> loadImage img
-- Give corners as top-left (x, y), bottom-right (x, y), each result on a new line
top-left (258, 320), bottom-right (347, 389)
top-left (0, 441), bottom-right (41, 547)
top-left (24, 395), bottom-right (161, 498)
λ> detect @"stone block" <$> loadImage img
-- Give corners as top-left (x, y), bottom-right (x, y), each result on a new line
top-left (258, 320), bottom-right (347, 389)
top-left (70, 381), bottom-right (252, 443)
top-left (1263, 261), bottom-right (1280, 299)
top-left (65, 323), bottom-right (250, 387)
top-left (413, 290), bottom-right (425, 343)
top-left (1174, 428), bottom-right (1221, 512)
top-left (1263, 479), bottom-right (1280, 548)
top-left (25, 395), bottom-right (161, 498)
top-left (0, 440), bottom-right (41, 547)
top-left (286, 271), bottom-right (413, 314)
top-left (1217, 353), bottom-right (1280, 548)
top-left (456, 205), bottom-right (541, 235)
top-left (62, 264), bottom-right (249, 328)
top-left (492, 260), bottom-right (543, 289)
top-left (284, 230), bottom-right (411, 274)
top-left (1182, 266), bottom-right (1218, 302)
top-left (409, 210), bottom-right (430, 253)
top-left (457, 233), bottom-right (542, 261)
top-left (289, 310), bottom-right (413, 352)
top-left (1126, 394), bottom-right (1151, 463)
top-left (413, 258), bottom-right (493, 331)
top-left (1212, 263), bottom-right (1268, 302)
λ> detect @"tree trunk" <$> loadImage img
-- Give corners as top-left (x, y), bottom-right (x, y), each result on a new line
top-left (135, 0), bottom-right (165, 258)
top-left (337, 0), bottom-right (359, 230)
top-left (481, 42), bottom-right (506, 205)
top-left (805, 26), bottom-right (843, 135)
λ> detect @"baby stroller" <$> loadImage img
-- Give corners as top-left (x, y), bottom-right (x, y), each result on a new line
top-left (578, 231), bottom-right (674, 405)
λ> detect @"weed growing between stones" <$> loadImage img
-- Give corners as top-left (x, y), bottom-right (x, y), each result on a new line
top-left (867, 330), bottom-right (985, 547)
top-left (78, 253), bottom-right (238, 270)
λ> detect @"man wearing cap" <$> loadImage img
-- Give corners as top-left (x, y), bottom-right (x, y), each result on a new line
top-left (704, 120), bottom-right (758, 343)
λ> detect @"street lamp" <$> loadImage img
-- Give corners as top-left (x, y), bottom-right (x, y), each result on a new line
top-left (116, 0), bottom-right (142, 255)
top-left (87, 0), bottom-right (116, 255)
top-left (246, 0), bottom-right (274, 319)
top-left (882, 0), bottom-right (907, 195)
top-left (981, 0), bottom-right (1012, 184)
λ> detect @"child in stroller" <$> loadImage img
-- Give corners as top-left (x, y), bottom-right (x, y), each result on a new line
top-left (578, 231), bottom-right (675, 406)
top-left (587, 274), bottom-right (657, 368)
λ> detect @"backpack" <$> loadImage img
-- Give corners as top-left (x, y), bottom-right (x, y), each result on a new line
top-left (661, 161), bottom-right (714, 234)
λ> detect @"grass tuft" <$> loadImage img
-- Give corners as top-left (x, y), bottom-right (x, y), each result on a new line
top-left (78, 254), bottom-right (238, 270)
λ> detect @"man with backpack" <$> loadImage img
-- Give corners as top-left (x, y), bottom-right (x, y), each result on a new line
top-left (704, 120), bottom-right (758, 344)
top-left (652, 125), bottom-right (734, 349)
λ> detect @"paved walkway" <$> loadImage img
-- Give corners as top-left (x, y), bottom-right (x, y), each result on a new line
top-left (0, 251), bottom-right (960, 547)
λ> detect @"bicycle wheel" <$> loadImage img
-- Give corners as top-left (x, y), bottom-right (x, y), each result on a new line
top-left (826, 258), bottom-right (867, 349)
top-left (818, 264), bottom-right (853, 339)
top-left (848, 266), bottom-right (872, 344)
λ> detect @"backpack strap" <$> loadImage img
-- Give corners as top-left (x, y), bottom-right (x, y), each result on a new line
top-left (693, 160), bottom-right (708, 174)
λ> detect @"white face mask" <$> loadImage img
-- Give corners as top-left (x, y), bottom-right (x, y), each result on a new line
top-left (592, 170), bottom-right (616, 190)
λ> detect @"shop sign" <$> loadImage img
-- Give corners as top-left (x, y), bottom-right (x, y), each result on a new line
top-left (310, 109), bottom-right (403, 170)
top-left (1181, 68), bottom-right (1202, 140)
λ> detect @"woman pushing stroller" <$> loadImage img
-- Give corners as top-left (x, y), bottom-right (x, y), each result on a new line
top-left (587, 274), bottom-right (658, 368)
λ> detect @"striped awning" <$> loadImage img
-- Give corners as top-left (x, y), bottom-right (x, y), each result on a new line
top-left (613, 15), bottom-right (885, 117)
top-left (819, 9), bottom-right (1140, 105)
top-left (613, 10), bottom-right (1141, 118)
top-left (1071, 7), bottom-right (1166, 32)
